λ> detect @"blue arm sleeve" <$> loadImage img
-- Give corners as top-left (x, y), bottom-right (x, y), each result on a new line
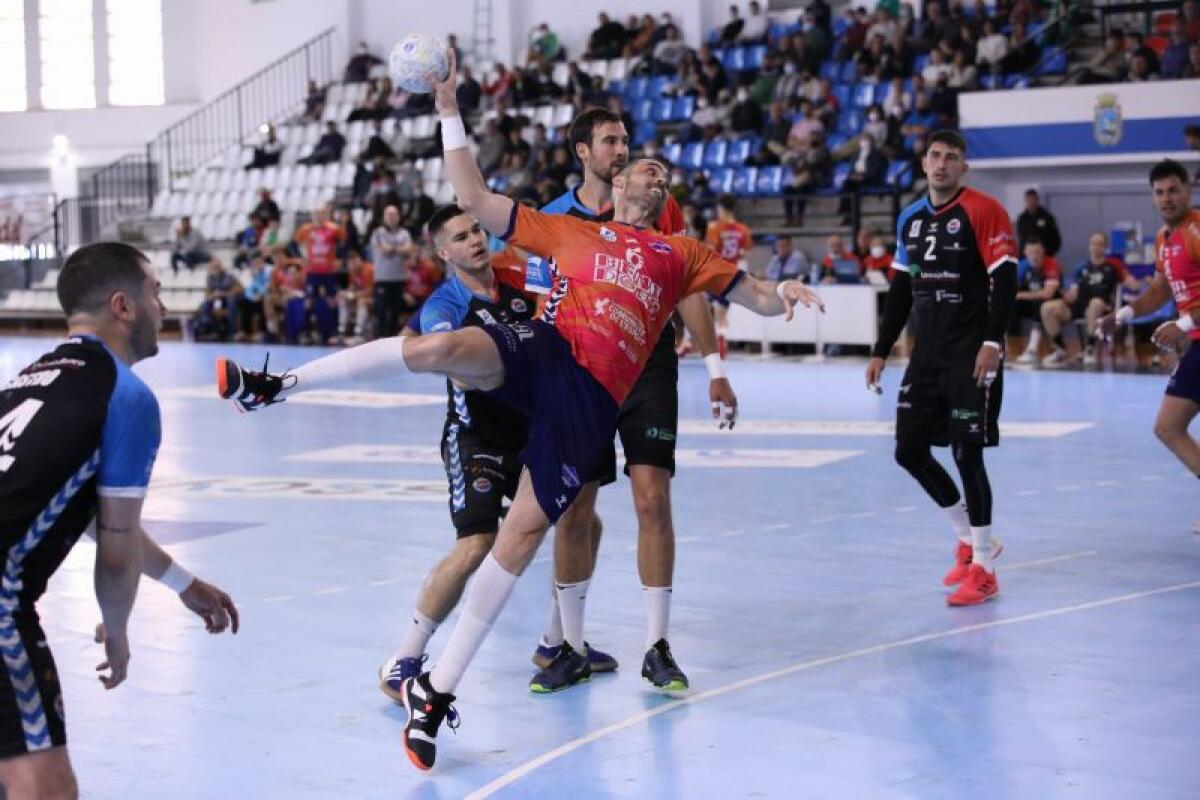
top-left (97, 371), bottom-right (161, 498)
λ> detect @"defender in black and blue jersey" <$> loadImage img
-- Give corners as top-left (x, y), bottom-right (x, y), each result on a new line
top-left (0, 243), bottom-right (237, 795)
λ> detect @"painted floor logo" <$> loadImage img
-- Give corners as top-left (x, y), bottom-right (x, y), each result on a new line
top-left (149, 476), bottom-right (448, 501)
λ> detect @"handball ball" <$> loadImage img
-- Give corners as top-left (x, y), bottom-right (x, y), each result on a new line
top-left (389, 34), bottom-right (450, 94)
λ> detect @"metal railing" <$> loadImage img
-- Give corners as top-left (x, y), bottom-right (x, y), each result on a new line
top-left (148, 27), bottom-right (337, 193)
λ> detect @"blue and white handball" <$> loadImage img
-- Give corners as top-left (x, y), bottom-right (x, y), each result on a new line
top-left (388, 34), bottom-right (450, 94)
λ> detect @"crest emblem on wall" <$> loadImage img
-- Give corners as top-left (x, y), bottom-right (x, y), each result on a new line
top-left (1093, 93), bottom-right (1123, 147)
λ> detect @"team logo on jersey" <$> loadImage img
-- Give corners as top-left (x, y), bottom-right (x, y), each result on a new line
top-left (511, 298), bottom-right (528, 314)
top-left (947, 219), bottom-right (961, 234)
top-left (908, 219), bottom-right (922, 238)
top-left (1094, 93), bottom-right (1123, 147)
top-left (599, 226), bottom-right (618, 242)
top-left (561, 464), bottom-right (580, 488)
top-left (472, 477), bottom-right (492, 493)
top-left (649, 241), bottom-right (673, 255)
top-left (593, 298), bottom-right (611, 316)
top-left (475, 309), bottom-right (497, 326)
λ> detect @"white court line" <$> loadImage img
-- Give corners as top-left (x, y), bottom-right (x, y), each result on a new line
top-left (464, 579), bottom-right (1200, 800)
top-left (676, 536), bottom-right (700, 544)
top-left (1056, 485), bottom-right (1081, 492)
top-left (1002, 550), bottom-right (1099, 571)
top-left (719, 529), bottom-right (746, 537)
top-left (763, 523), bottom-right (791, 531)
top-left (1140, 475), bottom-right (1164, 481)
top-left (1017, 490), bottom-right (1041, 496)
top-left (369, 578), bottom-right (399, 587)
top-left (810, 516), bottom-right (837, 524)
top-left (262, 595), bottom-right (293, 603)
top-left (315, 587), bottom-right (348, 596)
top-left (850, 511), bottom-right (878, 519)
top-left (1097, 480), bottom-right (1118, 487)
top-left (895, 506), bottom-right (918, 513)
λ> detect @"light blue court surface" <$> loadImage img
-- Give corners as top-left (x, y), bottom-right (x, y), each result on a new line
top-left (1, 336), bottom-right (1197, 800)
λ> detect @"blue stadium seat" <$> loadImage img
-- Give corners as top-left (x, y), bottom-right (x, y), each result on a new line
top-left (711, 167), bottom-right (735, 193)
top-left (649, 76), bottom-right (670, 98)
top-left (826, 133), bottom-right (849, 152)
top-left (1037, 47), bottom-right (1068, 75)
top-left (980, 73), bottom-right (1000, 89)
top-left (820, 60), bottom-right (840, 83)
top-left (838, 109), bottom-right (864, 135)
top-left (853, 83), bottom-right (876, 108)
top-left (626, 77), bottom-right (650, 99)
top-left (732, 166), bottom-right (758, 195)
top-left (726, 136), bottom-right (757, 165)
top-left (873, 83), bottom-right (890, 105)
top-left (662, 142), bottom-right (682, 165)
top-left (839, 61), bottom-right (858, 84)
top-left (653, 98), bottom-right (675, 123)
top-left (673, 95), bottom-right (695, 120)
top-left (913, 54), bottom-right (929, 75)
top-left (702, 140), bottom-right (729, 168)
top-left (723, 47), bottom-right (745, 72)
top-left (681, 141), bottom-right (705, 170)
top-left (756, 166), bottom-right (785, 196)
top-left (632, 121), bottom-right (657, 147)
top-left (608, 79), bottom-right (624, 96)
top-left (1003, 74), bottom-right (1029, 89)
top-left (833, 17), bottom-right (851, 37)
top-left (632, 99), bottom-right (654, 122)
top-left (833, 84), bottom-right (852, 108)
top-left (830, 162), bottom-right (851, 191)
top-left (746, 45), bottom-right (768, 70)
top-left (887, 160), bottom-right (913, 190)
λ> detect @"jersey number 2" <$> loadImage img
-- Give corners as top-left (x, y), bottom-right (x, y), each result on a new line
top-left (0, 399), bottom-right (45, 473)
top-left (923, 235), bottom-right (937, 261)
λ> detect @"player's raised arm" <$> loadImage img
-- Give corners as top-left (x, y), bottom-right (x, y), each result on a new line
top-left (430, 49), bottom-right (514, 236)
top-left (725, 273), bottom-right (825, 321)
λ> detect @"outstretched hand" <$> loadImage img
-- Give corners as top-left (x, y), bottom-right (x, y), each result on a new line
top-left (779, 281), bottom-right (825, 322)
top-left (431, 46), bottom-right (459, 115)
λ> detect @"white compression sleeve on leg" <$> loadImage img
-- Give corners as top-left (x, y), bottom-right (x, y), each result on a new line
top-left (429, 554), bottom-right (518, 694)
top-left (281, 336), bottom-right (409, 398)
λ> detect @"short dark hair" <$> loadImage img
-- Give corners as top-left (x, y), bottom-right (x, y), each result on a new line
top-left (1149, 158), bottom-right (1190, 186)
top-left (927, 129), bottom-right (967, 154)
top-left (1024, 188), bottom-right (1040, 197)
top-left (427, 204), bottom-right (469, 240)
top-left (718, 193), bottom-right (737, 212)
top-left (1185, 124), bottom-right (1200, 138)
top-left (568, 107), bottom-right (624, 163)
top-left (56, 242), bottom-right (150, 317)
top-left (1023, 235), bottom-right (1044, 248)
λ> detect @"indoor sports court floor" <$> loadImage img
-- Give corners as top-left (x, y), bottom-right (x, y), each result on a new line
top-left (1, 336), bottom-right (1196, 800)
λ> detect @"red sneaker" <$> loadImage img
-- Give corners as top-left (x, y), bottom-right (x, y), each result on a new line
top-left (946, 564), bottom-right (999, 606)
top-left (942, 538), bottom-right (1005, 586)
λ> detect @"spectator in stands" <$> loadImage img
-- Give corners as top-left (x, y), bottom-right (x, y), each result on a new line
top-left (624, 14), bottom-right (659, 58)
top-left (975, 17), bottom-right (1008, 74)
top-left (652, 24), bottom-right (691, 74)
top-left (563, 62), bottom-right (596, 103)
top-left (299, 121), bottom-right (346, 165)
top-left (765, 235), bottom-right (810, 282)
top-left (476, 118), bottom-right (507, 175)
top-left (233, 213), bottom-right (266, 268)
top-left (170, 216), bottom-right (209, 273)
top-left (457, 65), bottom-right (483, 112)
top-left (1126, 32), bottom-right (1162, 76)
top-left (751, 101), bottom-right (792, 166)
top-left (332, 205), bottom-right (361, 264)
top-left (253, 188), bottom-right (280, 223)
top-left (861, 233), bottom-right (894, 280)
top-left (587, 12), bottom-right (626, 60)
top-left (268, 258), bottom-right (307, 344)
top-left (820, 234), bottom-right (862, 284)
top-left (234, 254), bottom-right (272, 343)
top-left (303, 80), bottom-right (326, 123)
top-left (740, 1), bottom-right (770, 44)
top-left (867, 6), bottom-right (897, 44)
top-left (948, 49), bottom-right (978, 89)
top-left (838, 7), bottom-right (870, 61)
top-left (1012, 237), bottom-right (1062, 365)
top-left (901, 91), bottom-right (938, 140)
top-left (1040, 232), bottom-right (1129, 366)
top-left (1186, 42), bottom-right (1200, 77)
top-left (833, 103), bottom-right (886, 160)
top-left (998, 20), bottom-right (1040, 75)
top-left (483, 63), bottom-right (514, 107)
top-left (358, 119), bottom-right (396, 165)
top-left (395, 83), bottom-right (436, 120)
top-left (882, 76), bottom-right (912, 119)
top-left (916, 2), bottom-right (952, 54)
top-left (1162, 22), bottom-right (1192, 78)
top-left (369, 204), bottom-right (414, 338)
top-left (698, 57), bottom-right (730, 105)
top-left (1184, 0), bottom-right (1200, 41)
top-left (404, 244), bottom-right (443, 312)
top-left (1126, 52), bottom-right (1159, 81)
top-left (336, 249), bottom-right (375, 345)
top-left (783, 129), bottom-right (832, 225)
top-left (1184, 125), bottom-right (1200, 182)
top-left (719, 5), bottom-right (745, 45)
top-left (195, 258), bottom-right (241, 341)
top-left (838, 134), bottom-right (888, 220)
top-left (730, 86), bottom-right (765, 135)
top-left (922, 48), bottom-right (954, 85)
top-left (246, 124), bottom-right (283, 170)
top-left (528, 22), bottom-right (564, 66)
top-left (294, 204), bottom-right (345, 343)
top-left (1065, 30), bottom-right (1126, 84)
top-left (364, 165), bottom-right (401, 209)
top-left (1016, 188), bottom-right (1062, 256)
top-left (344, 41), bottom-right (383, 83)
top-left (772, 57), bottom-right (803, 102)
top-left (803, 9), bottom-right (832, 69)
top-left (260, 216), bottom-right (286, 256)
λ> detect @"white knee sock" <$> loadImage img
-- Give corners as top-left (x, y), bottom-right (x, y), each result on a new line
top-left (970, 525), bottom-right (995, 572)
top-left (395, 609), bottom-right (439, 661)
top-left (279, 336), bottom-right (409, 399)
top-left (943, 501), bottom-right (971, 545)
top-left (429, 554), bottom-right (518, 694)
top-left (555, 579), bottom-right (589, 653)
top-left (541, 580), bottom-right (565, 648)
top-left (1024, 327), bottom-right (1042, 354)
top-left (643, 585), bottom-right (672, 649)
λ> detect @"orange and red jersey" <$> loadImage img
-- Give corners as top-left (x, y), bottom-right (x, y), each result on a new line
top-left (348, 261), bottom-right (375, 293)
top-left (502, 204), bottom-right (742, 403)
top-left (294, 221), bottom-right (345, 274)
top-left (704, 219), bottom-right (753, 263)
top-left (1156, 208), bottom-right (1200, 339)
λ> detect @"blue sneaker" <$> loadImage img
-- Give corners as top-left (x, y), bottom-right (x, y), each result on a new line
top-left (532, 640), bottom-right (618, 673)
top-left (529, 642), bottom-right (592, 693)
top-left (379, 654), bottom-right (428, 703)
top-left (641, 639), bottom-right (689, 695)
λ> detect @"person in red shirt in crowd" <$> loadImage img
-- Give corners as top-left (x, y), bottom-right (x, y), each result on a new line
top-left (861, 233), bottom-right (895, 280)
top-left (268, 258), bottom-right (309, 344)
top-left (404, 245), bottom-right (445, 312)
top-left (293, 204), bottom-right (346, 343)
top-left (703, 193), bottom-right (753, 356)
top-left (819, 233), bottom-right (863, 283)
top-left (336, 249), bottom-right (376, 345)
top-left (1012, 237), bottom-right (1063, 365)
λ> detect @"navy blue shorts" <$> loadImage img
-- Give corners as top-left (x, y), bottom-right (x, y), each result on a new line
top-left (305, 273), bottom-right (339, 298)
top-left (479, 321), bottom-right (619, 523)
top-left (1165, 341), bottom-right (1200, 405)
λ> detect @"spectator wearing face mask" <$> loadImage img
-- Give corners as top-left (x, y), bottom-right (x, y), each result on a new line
top-left (861, 234), bottom-right (894, 280)
top-left (730, 87), bottom-right (764, 135)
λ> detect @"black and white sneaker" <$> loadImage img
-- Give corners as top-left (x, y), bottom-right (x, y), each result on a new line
top-left (642, 639), bottom-right (689, 694)
top-left (400, 672), bottom-right (459, 772)
top-left (216, 354), bottom-right (292, 412)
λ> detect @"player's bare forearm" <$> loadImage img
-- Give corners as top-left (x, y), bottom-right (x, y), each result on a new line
top-left (1129, 275), bottom-right (1173, 316)
top-left (727, 274), bottom-right (822, 320)
top-left (677, 293), bottom-right (718, 356)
